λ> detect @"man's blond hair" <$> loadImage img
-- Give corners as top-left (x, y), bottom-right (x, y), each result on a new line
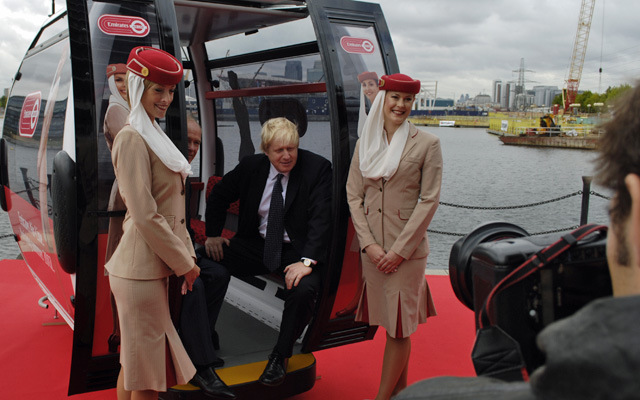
top-left (260, 117), bottom-right (299, 152)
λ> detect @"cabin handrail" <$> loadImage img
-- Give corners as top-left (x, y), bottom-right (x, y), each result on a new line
top-left (205, 82), bottom-right (326, 99)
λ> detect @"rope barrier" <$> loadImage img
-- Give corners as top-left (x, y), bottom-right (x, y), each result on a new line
top-left (439, 191), bottom-right (582, 210)
top-left (0, 189), bottom-right (612, 241)
top-left (428, 225), bottom-right (581, 237)
top-left (590, 190), bottom-right (611, 200)
top-left (430, 188), bottom-right (610, 237)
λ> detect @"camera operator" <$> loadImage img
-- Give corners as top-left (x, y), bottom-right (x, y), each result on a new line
top-left (395, 84), bottom-right (640, 400)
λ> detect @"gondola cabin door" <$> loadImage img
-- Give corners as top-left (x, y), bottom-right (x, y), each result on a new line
top-left (1, 0), bottom-right (400, 397)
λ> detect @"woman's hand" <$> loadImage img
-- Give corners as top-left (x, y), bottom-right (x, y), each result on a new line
top-left (364, 243), bottom-right (386, 265)
top-left (181, 264), bottom-right (201, 295)
top-left (377, 250), bottom-right (404, 274)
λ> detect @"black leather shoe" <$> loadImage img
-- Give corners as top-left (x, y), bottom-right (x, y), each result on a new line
top-left (190, 367), bottom-right (236, 399)
top-left (259, 353), bottom-right (287, 386)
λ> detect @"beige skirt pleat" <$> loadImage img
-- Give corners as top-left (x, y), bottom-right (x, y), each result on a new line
top-left (355, 256), bottom-right (436, 338)
top-left (109, 275), bottom-right (196, 391)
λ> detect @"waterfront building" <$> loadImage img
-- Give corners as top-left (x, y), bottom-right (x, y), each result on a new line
top-left (493, 80), bottom-right (502, 104)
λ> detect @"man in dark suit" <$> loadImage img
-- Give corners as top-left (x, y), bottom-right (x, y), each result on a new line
top-left (180, 115), bottom-right (236, 399)
top-left (203, 117), bottom-right (332, 386)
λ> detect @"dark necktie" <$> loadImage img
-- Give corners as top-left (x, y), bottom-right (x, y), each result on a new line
top-left (263, 173), bottom-right (284, 272)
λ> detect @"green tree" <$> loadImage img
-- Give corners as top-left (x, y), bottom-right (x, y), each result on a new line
top-left (0, 95), bottom-right (6, 109)
top-left (552, 84), bottom-right (632, 113)
top-left (604, 84), bottom-right (632, 105)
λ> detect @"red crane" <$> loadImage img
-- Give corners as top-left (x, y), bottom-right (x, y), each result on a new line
top-left (564, 0), bottom-right (596, 111)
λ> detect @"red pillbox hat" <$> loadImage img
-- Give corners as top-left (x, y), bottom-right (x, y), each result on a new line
top-left (378, 73), bottom-right (420, 94)
top-left (126, 46), bottom-right (183, 86)
top-left (358, 71), bottom-right (379, 83)
top-left (106, 63), bottom-right (127, 78)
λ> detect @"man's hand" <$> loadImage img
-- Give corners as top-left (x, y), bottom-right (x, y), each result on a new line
top-left (181, 264), bottom-right (201, 294)
top-left (205, 236), bottom-right (230, 261)
top-left (283, 261), bottom-right (312, 290)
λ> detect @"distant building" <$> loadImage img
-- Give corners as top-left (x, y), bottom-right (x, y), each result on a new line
top-left (493, 80), bottom-right (502, 103)
top-left (285, 60), bottom-right (302, 81)
top-left (501, 82), bottom-right (513, 109)
top-left (532, 85), bottom-right (559, 108)
top-left (306, 61), bottom-right (324, 83)
top-left (474, 94), bottom-right (492, 106)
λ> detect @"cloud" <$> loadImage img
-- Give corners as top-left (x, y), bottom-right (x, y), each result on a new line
top-left (1, 0), bottom-right (638, 100)
top-left (0, 0), bottom-right (52, 90)
top-left (377, 0), bottom-right (640, 98)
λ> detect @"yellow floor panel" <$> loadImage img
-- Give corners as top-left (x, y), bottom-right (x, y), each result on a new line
top-left (172, 353), bottom-right (316, 389)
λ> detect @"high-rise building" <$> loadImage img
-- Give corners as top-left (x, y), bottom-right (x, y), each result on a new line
top-left (501, 82), bottom-right (513, 109)
top-left (285, 60), bottom-right (302, 81)
top-left (306, 61), bottom-right (324, 83)
top-left (493, 80), bottom-right (502, 104)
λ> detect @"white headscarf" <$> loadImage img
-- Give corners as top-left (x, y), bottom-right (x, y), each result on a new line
top-left (357, 85), bottom-right (367, 138)
top-left (107, 75), bottom-right (130, 112)
top-left (358, 90), bottom-right (410, 180)
top-left (127, 74), bottom-right (192, 179)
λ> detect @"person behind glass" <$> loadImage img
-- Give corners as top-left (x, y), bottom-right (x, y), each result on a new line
top-left (395, 83), bottom-right (640, 400)
top-left (103, 63), bottom-right (130, 353)
top-left (357, 71), bottom-right (380, 138)
top-left (179, 115), bottom-right (236, 399)
top-left (104, 63), bottom-right (131, 150)
top-left (346, 73), bottom-right (443, 400)
top-left (105, 46), bottom-right (200, 400)
top-left (104, 63), bottom-right (131, 353)
top-left (203, 117), bottom-right (332, 387)
top-left (360, 71), bottom-right (380, 105)
top-left (337, 70), bottom-right (381, 318)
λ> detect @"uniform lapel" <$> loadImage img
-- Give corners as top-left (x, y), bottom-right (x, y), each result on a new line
top-left (399, 123), bottom-right (419, 160)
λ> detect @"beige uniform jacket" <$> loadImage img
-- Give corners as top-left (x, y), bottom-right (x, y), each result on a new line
top-left (105, 126), bottom-right (196, 280)
top-left (347, 123), bottom-right (443, 260)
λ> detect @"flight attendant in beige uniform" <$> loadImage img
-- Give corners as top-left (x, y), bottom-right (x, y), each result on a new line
top-left (347, 73), bottom-right (443, 400)
top-left (105, 46), bottom-right (199, 400)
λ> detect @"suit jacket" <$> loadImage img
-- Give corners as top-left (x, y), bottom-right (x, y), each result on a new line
top-left (346, 123), bottom-right (442, 260)
top-left (105, 126), bottom-right (196, 280)
top-left (205, 149), bottom-right (332, 264)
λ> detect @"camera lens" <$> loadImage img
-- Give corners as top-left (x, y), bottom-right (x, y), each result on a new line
top-left (449, 222), bottom-right (529, 310)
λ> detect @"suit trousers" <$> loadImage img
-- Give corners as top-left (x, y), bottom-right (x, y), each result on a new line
top-left (179, 253), bottom-right (231, 368)
top-left (204, 236), bottom-right (321, 358)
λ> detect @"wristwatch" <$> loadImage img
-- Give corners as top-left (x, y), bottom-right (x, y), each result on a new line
top-left (301, 258), bottom-right (313, 268)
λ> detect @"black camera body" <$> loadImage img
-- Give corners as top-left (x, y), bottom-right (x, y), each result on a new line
top-left (450, 222), bottom-right (612, 374)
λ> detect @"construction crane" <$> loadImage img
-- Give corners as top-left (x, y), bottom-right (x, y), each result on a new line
top-left (563, 0), bottom-right (596, 111)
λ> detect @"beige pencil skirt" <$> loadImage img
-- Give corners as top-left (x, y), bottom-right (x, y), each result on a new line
top-left (356, 255), bottom-right (437, 338)
top-left (109, 275), bottom-right (196, 391)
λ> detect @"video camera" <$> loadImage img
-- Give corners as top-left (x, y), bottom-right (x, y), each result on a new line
top-left (449, 222), bottom-right (612, 379)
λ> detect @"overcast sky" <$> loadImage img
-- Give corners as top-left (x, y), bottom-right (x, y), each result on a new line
top-left (1, 0), bottom-right (639, 100)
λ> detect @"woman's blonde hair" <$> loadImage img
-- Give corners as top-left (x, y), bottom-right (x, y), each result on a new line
top-left (125, 71), bottom-right (155, 108)
top-left (260, 117), bottom-right (299, 152)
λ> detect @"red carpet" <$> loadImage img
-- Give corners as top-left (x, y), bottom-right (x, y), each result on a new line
top-left (0, 259), bottom-right (475, 399)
